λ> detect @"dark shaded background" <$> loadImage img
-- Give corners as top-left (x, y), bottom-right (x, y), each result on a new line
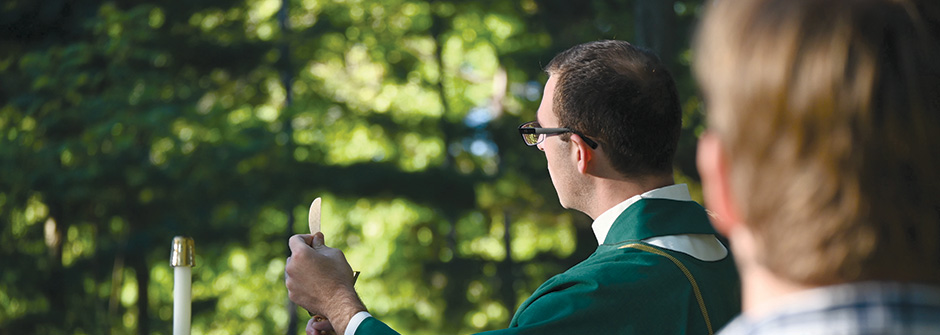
top-left (0, 0), bottom-right (707, 334)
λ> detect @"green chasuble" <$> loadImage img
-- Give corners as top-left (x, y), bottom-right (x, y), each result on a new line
top-left (357, 198), bottom-right (741, 335)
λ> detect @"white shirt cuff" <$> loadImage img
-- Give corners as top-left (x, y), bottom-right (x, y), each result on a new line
top-left (344, 311), bottom-right (373, 335)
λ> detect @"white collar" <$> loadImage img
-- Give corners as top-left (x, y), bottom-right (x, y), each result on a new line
top-left (591, 184), bottom-right (693, 245)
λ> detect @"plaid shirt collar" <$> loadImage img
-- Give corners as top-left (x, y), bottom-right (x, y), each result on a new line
top-left (718, 281), bottom-right (940, 335)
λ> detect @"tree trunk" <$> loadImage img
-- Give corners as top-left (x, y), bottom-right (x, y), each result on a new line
top-left (498, 210), bottom-right (515, 312)
top-left (134, 252), bottom-right (150, 335)
top-left (46, 203), bottom-right (67, 332)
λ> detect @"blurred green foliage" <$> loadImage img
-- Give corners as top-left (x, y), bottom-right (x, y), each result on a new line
top-left (0, 0), bottom-right (706, 334)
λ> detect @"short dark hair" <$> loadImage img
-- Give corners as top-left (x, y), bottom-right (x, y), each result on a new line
top-left (546, 40), bottom-right (682, 178)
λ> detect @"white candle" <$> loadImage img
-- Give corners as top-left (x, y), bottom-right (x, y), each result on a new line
top-left (171, 236), bottom-right (195, 335)
top-left (173, 266), bottom-right (192, 335)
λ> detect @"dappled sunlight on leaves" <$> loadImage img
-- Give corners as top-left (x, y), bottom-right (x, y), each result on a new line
top-left (1, 0), bottom-right (707, 333)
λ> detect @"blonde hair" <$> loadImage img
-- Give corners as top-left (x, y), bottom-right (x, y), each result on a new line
top-left (695, 0), bottom-right (940, 285)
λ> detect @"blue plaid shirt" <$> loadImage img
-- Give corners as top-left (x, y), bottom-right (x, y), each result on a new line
top-left (718, 281), bottom-right (940, 335)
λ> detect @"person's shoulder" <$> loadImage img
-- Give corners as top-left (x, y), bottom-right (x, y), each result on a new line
top-left (564, 244), bottom-right (690, 282)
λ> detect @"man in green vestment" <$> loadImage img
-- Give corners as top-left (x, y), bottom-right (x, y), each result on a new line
top-left (286, 40), bottom-right (741, 335)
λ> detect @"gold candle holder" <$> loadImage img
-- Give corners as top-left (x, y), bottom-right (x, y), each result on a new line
top-left (171, 236), bottom-right (195, 267)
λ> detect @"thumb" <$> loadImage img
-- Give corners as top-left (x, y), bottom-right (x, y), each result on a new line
top-left (311, 232), bottom-right (326, 249)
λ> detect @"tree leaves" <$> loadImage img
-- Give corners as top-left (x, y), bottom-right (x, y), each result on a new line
top-left (0, 0), bottom-right (706, 334)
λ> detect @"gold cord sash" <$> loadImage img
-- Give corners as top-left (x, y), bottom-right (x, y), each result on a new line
top-left (618, 243), bottom-right (714, 335)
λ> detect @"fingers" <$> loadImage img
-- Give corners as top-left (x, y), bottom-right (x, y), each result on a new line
top-left (310, 232), bottom-right (325, 249)
top-left (309, 315), bottom-right (336, 335)
top-left (305, 318), bottom-right (319, 335)
top-left (285, 256), bottom-right (292, 278)
top-left (311, 318), bottom-right (335, 332)
top-left (307, 315), bottom-right (337, 335)
top-left (289, 234), bottom-right (314, 251)
top-left (289, 233), bottom-right (328, 251)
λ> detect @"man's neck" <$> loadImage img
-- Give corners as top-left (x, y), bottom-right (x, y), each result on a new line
top-left (739, 263), bottom-right (813, 317)
top-left (730, 226), bottom-right (814, 317)
top-left (582, 174), bottom-right (674, 219)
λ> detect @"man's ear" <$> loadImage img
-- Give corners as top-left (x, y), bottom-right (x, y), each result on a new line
top-left (570, 134), bottom-right (593, 174)
top-left (697, 132), bottom-right (743, 236)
